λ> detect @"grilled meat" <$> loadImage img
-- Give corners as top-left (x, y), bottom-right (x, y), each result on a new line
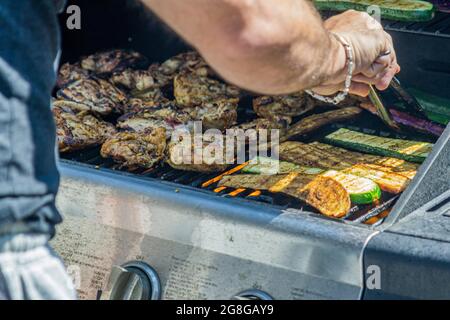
top-left (81, 49), bottom-right (148, 75)
top-left (167, 133), bottom-right (229, 173)
top-left (53, 102), bottom-right (116, 153)
top-left (253, 92), bottom-right (315, 124)
top-left (174, 72), bottom-right (240, 108)
top-left (120, 97), bottom-right (171, 114)
top-left (117, 103), bottom-right (192, 137)
top-left (57, 63), bottom-right (90, 88)
top-left (218, 173), bottom-right (351, 217)
top-left (187, 98), bottom-right (238, 130)
top-left (110, 68), bottom-right (158, 92)
top-left (283, 107), bottom-right (362, 141)
top-left (56, 78), bottom-right (128, 115)
top-left (100, 127), bottom-right (167, 169)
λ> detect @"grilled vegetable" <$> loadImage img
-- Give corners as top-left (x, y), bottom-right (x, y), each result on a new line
top-left (284, 106), bottom-right (362, 141)
top-left (342, 164), bottom-right (411, 194)
top-left (243, 157), bottom-right (381, 204)
top-left (313, 0), bottom-right (435, 22)
top-left (242, 157), bottom-right (325, 175)
top-left (324, 128), bottom-right (433, 163)
top-left (407, 88), bottom-right (450, 125)
top-left (390, 109), bottom-right (445, 137)
top-left (218, 173), bottom-right (351, 217)
top-left (279, 141), bottom-right (413, 193)
top-left (322, 170), bottom-right (381, 204)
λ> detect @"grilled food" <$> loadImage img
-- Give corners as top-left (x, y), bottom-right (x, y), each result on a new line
top-left (218, 173), bottom-right (351, 217)
top-left (174, 72), bottom-right (240, 108)
top-left (56, 78), bottom-right (128, 115)
top-left (100, 128), bottom-right (167, 169)
top-left (167, 133), bottom-right (229, 173)
top-left (57, 63), bottom-right (90, 88)
top-left (279, 141), bottom-right (412, 193)
top-left (284, 107), bottom-right (362, 141)
top-left (187, 98), bottom-right (238, 130)
top-left (253, 92), bottom-right (314, 124)
top-left (117, 103), bottom-right (192, 137)
top-left (324, 128), bottom-right (433, 163)
top-left (110, 68), bottom-right (158, 92)
top-left (81, 49), bottom-right (148, 75)
top-left (53, 102), bottom-right (116, 153)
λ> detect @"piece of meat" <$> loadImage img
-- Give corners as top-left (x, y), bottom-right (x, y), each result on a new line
top-left (110, 68), bottom-right (157, 92)
top-left (283, 107), bottom-right (362, 141)
top-left (56, 78), bottom-right (128, 115)
top-left (57, 62), bottom-right (90, 88)
top-left (117, 103), bottom-right (192, 137)
top-left (120, 98), bottom-right (171, 114)
top-left (80, 49), bottom-right (148, 75)
top-left (253, 92), bottom-right (315, 124)
top-left (100, 127), bottom-right (167, 169)
top-left (187, 98), bottom-right (238, 130)
top-left (167, 132), bottom-right (229, 173)
top-left (218, 173), bottom-right (351, 217)
top-left (159, 51), bottom-right (214, 79)
top-left (52, 102), bottom-right (116, 153)
top-left (174, 73), bottom-right (240, 108)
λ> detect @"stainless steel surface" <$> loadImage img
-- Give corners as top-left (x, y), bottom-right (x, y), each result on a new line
top-left (51, 162), bottom-right (377, 300)
top-left (233, 289), bottom-right (274, 300)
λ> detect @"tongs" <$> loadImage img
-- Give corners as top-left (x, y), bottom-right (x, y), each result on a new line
top-left (368, 76), bottom-right (427, 131)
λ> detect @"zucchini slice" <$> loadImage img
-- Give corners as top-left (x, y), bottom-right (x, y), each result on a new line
top-left (324, 128), bottom-right (433, 163)
top-left (314, 0), bottom-right (435, 22)
top-left (242, 157), bottom-right (325, 175)
top-left (322, 170), bottom-right (382, 204)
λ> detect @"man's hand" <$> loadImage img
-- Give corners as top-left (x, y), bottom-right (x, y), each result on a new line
top-left (311, 10), bottom-right (400, 97)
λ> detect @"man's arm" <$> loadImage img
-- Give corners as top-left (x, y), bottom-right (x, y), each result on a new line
top-left (142, 0), bottom-right (398, 96)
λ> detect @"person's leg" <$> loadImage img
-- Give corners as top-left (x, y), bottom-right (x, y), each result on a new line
top-left (0, 234), bottom-right (76, 300)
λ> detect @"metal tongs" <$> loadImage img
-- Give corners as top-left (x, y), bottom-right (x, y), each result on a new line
top-left (368, 76), bottom-right (427, 131)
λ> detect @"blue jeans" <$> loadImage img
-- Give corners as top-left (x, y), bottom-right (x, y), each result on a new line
top-left (0, 0), bottom-right (65, 236)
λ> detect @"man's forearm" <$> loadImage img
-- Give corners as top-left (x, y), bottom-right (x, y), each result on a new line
top-left (143, 0), bottom-right (345, 94)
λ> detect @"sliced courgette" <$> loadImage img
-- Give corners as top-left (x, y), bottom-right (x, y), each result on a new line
top-left (242, 157), bottom-right (325, 175)
top-left (314, 0), bottom-right (435, 22)
top-left (322, 170), bottom-right (382, 204)
top-left (324, 128), bottom-right (433, 163)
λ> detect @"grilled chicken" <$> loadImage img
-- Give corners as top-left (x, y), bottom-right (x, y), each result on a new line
top-left (120, 97), bottom-right (171, 114)
top-left (174, 72), bottom-right (240, 108)
top-left (110, 68), bottom-right (158, 92)
top-left (218, 173), bottom-right (351, 217)
top-left (53, 102), bottom-right (116, 153)
top-left (57, 62), bottom-right (90, 88)
top-left (167, 133), bottom-right (229, 173)
top-left (186, 98), bottom-right (238, 130)
top-left (100, 127), bottom-right (167, 169)
top-left (81, 49), bottom-right (148, 75)
top-left (56, 78), bottom-right (128, 115)
top-left (253, 92), bottom-right (315, 124)
top-left (117, 103), bottom-right (192, 137)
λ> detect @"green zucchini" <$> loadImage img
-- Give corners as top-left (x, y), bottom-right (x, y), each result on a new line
top-left (324, 128), bottom-right (433, 163)
top-left (322, 170), bottom-right (382, 204)
top-left (242, 157), bottom-right (325, 175)
top-left (314, 0), bottom-right (435, 22)
top-left (408, 88), bottom-right (450, 125)
top-left (243, 157), bottom-right (381, 204)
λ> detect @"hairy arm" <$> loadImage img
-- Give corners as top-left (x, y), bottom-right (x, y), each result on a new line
top-left (142, 0), bottom-right (346, 95)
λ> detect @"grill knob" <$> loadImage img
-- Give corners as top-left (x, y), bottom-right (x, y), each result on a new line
top-left (232, 289), bottom-right (274, 300)
top-left (106, 261), bottom-right (161, 300)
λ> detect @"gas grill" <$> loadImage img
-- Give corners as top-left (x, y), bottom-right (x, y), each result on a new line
top-left (51, 0), bottom-right (450, 300)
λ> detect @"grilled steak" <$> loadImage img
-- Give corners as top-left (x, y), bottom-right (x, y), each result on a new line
top-left (218, 173), bottom-right (351, 217)
top-left (167, 133), bottom-right (229, 173)
top-left (117, 103), bottom-right (192, 137)
top-left (253, 92), bottom-right (315, 124)
top-left (284, 107), bottom-right (362, 141)
top-left (56, 78), bottom-right (128, 115)
top-left (57, 62), bottom-right (90, 88)
top-left (187, 98), bottom-right (238, 130)
top-left (53, 102), bottom-right (116, 153)
top-left (174, 73), bottom-right (240, 108)
top-left (100, 127), bottom-right (167, 169)
top-left (81, 49), bottom-right (148, 75)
